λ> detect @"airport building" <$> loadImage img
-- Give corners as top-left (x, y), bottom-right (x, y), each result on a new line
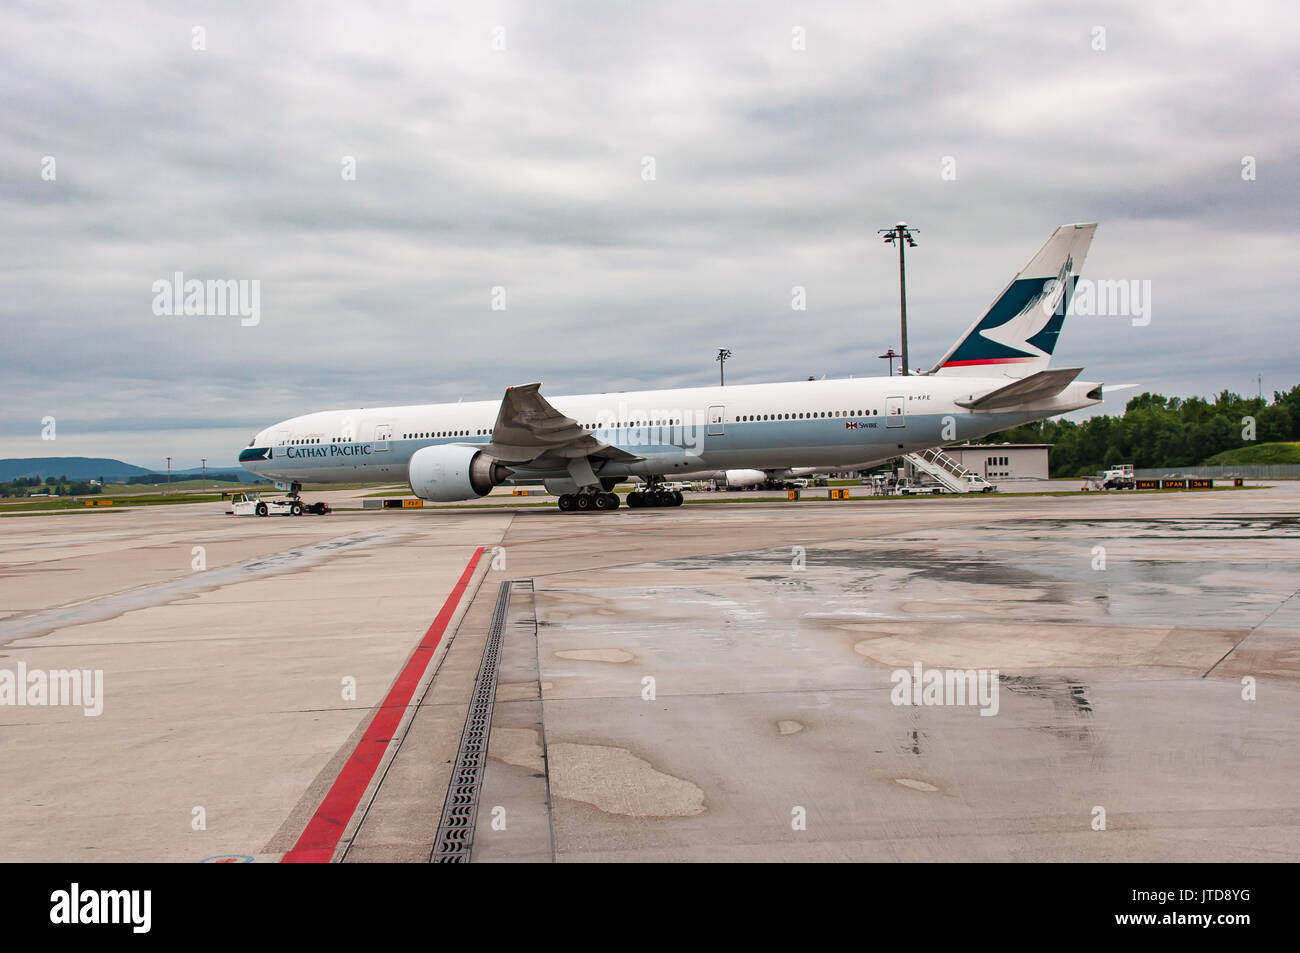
top-left (943, 442), bottom-right (1051, 481)
top-left (901, 442), bottom-right (1052, 483)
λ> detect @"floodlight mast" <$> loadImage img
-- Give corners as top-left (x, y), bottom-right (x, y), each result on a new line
top-left (878, 223), bottom-right (918, 375)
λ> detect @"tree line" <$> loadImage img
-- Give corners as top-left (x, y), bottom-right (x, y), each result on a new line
top-left (1, 475), bottom-right (102, 498)
top-left (985, 384), bottom-right (1300, 477)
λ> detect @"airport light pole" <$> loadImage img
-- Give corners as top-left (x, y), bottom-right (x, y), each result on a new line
top-left (716, 347), bottom-right (731, 386)
top-left (878, 347), bottom-right (900, 377)
top-left (878, 223), bottom-right (918, 375)
top-left (166, 456), bottom-right (171, 488)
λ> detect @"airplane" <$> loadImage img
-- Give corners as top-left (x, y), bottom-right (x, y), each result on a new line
top-left (239, 223), bottom-right (1102, 512)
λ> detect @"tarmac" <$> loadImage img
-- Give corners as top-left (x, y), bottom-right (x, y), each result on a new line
top-left (1, 482), bottom-right (1297, 861)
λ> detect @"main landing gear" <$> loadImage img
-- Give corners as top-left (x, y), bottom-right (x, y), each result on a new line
top-left (557, 491), bottom-right (621, 512)
top-left (626, 480), bottom-right (684, 508)
top-left (627, 489), bottom-right (683, 508)
top-left (553, 478), bottom-right (685, 513)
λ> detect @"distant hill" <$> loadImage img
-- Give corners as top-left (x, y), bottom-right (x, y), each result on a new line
top-left (0, 457), bottom-right (151, 482)
top-left (1203, 442), bottom-right (1300, 465)
top-left (0, 457), bottom-right (262, 483)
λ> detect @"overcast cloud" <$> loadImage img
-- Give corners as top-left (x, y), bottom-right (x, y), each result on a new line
top-left (2, 0), bottom-right (1297, 467)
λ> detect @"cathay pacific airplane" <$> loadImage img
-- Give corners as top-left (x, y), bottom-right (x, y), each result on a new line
top-left (240, 223), bottom-right (1102, 512)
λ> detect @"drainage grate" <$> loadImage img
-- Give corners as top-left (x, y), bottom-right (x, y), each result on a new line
top-left (430, 580), bottom-right (512, 862)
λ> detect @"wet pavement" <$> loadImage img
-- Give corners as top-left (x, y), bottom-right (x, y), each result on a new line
top-left (2, 482), bottom-right (1297, 860)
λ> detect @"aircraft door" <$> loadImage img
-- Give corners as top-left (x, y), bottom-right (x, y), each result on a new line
top-left (885, 396), bottom-right (906, 428)
top-left (707, 405), bottom-right (725, 436)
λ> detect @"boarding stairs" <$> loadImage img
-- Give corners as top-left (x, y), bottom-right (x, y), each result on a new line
top-left (905, 447), bottom-right (974, 493)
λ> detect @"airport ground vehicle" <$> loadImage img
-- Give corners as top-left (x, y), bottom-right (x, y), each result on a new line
top-left (1100, 464), bottom-right (1136, 489)
top-left (1083, 463), bottom-right (1136, 490)
top-left (226, 491), bottom-right (330, 516)
top-left (892, 479), bottom-right (946, 496)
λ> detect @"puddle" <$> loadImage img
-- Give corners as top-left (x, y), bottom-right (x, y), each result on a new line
top-left (1, 532), bottom-right (396, 645)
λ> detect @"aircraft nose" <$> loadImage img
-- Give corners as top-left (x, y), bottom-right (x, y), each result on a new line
top-left (239, 430), bottom-right (272, 467)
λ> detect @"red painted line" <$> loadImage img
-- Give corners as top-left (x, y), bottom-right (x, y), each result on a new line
top-left (282, 546), bottom-right (485, 863)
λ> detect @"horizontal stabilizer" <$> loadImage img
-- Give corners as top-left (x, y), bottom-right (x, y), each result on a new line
top-left (955, 367), bottom-right (1083, 410)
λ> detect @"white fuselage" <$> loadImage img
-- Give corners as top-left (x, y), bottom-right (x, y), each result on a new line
top-left (239, 374), bottom-right (1100, 490)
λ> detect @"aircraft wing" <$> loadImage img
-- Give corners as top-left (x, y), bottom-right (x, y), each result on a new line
top-left (487, 383), bottom-right (643, 466)
top-left (955, 367), bottom-right (1083, 410)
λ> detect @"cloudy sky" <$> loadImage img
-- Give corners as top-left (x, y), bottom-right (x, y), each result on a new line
top-left (2, 0), bottom-right (1297, 468)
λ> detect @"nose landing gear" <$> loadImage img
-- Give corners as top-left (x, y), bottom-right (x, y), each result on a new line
top-left (283, 482), bottom-right (331, 516)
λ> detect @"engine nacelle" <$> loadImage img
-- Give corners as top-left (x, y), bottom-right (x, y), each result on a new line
top-left (723, 469), bottom-right (768, 488)
top-left (409, 445), bottom-right (509, 502)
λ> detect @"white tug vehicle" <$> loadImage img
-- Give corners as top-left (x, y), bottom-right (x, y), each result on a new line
top-left (226, 490), bottom-right (330, 517)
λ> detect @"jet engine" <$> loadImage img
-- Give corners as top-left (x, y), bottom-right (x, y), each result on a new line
top-left (408, 445), bottom-right (510, 502)
top-left (722, 469), bottom-right (768, 488)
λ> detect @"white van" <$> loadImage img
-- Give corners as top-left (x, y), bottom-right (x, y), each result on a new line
top-left (964, 474), bottom-right (997, 493)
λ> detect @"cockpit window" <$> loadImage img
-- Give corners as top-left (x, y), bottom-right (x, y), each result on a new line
top-left (248, 438), bottom-right (255, 446)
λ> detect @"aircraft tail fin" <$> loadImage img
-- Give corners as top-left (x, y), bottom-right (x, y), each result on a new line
top-left (929, 223), bottom-right (1096, 378)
